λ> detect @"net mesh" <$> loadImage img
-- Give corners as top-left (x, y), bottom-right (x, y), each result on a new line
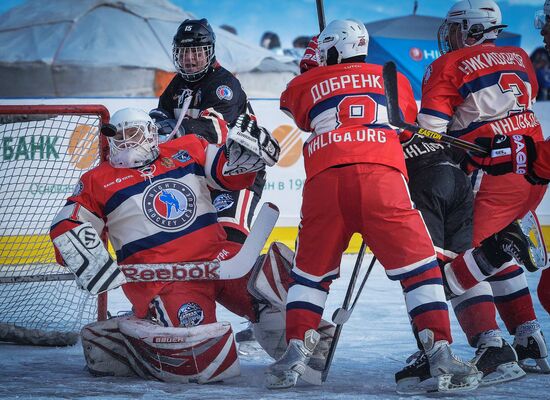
top-left (0, 107), bottom-right (106, 337)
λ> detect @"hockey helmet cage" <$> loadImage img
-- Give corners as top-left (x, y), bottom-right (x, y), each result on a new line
top-left (318, 19), bottom-right (369, 66)
top-left (108, 108), bottom-right (159, 169)
top-left (173, 18), bottom-right (216, 82)
top-left (438, 0), bottom-right (507, 54)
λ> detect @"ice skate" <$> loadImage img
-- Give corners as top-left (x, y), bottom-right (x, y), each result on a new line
top-left (419, 329), bottom-right (481, 393)
top-left (496, 213), bottom-right (547, 272)
top-left (513, 321), bottom-right (550, 374)
top-left (265, 329), bottom-right (320, 389)
top-left (471, 330), bottom-right (525, 385)
top-left (395, 350), bottom-right (433, 394)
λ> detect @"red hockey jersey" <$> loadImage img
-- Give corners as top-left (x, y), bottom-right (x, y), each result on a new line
top-left (49, 136), bottom-right (256, 316)
top-left (280, 63), bottom-right (417, 179)
top-left (418, 43), bottom-right (543, 143)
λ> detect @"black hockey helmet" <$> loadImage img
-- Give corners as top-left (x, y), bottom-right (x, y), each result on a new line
top-left (173, 18), bottom-right (216, 82)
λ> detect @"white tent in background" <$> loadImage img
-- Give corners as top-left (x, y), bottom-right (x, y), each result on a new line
top-left (0, 0), bottom-right (297, 98)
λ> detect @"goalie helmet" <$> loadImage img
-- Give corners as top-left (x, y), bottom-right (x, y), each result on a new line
top-left (317, 19), bottom-right (369, 66)
top-left (108, 108), bottom-right (159, 169)
top-left (173, 18), bottom-right (216, 82)
top-left (438, 0), bottom-right (507, 54)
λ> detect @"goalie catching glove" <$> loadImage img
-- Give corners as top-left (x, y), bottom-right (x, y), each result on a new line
top-left (223, 114), bottom-right (280, 176)
top-left (468, 134), bottom-right (548, 185)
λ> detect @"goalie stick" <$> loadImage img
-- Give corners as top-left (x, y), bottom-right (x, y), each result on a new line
top-left (382, 61), bottom-right (489, 156)
top-left (18, 203), bottom-right (279, 293)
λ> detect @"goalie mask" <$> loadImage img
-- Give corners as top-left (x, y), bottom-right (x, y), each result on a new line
top-left (107, 108), bottom-right (159, 169)
top-left (438, 0), bottom-right (507, 54)
top-left (318, 19), bottom-right (369, 66)
top-left (173, 18), bottom-right (216, 82)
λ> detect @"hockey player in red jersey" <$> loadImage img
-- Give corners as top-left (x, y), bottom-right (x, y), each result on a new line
top-left (265, 19), bottom-right (481, 393)
top-left (417, 0), bottom-right (549, 376)
top-left (49, 107), bottom-right (289, 383)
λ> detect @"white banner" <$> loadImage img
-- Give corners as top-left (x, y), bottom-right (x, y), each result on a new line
top-left (3, 98), bottom-right (550, 227)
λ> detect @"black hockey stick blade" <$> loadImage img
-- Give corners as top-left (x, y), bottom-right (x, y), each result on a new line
top-left (382, 61), bottom-right (488, 156)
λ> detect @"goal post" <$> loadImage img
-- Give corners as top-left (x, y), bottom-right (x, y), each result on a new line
top-left (0, 104), bottom-right (110, 346)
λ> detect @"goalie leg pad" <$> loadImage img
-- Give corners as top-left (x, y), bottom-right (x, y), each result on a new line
top-left (81, 317), bottom-right (138, 377)
top-left (118, 316), bottom-right (240, 383)
top-left (247, 241), bottom-right (294, 310)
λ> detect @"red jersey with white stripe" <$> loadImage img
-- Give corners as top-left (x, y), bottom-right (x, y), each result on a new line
top-left (280, 63), bottom-right (417, 179)
top-left (50, 135), bottom-right (255, 265)
top-left (418, 43), bottom-right (543, 142)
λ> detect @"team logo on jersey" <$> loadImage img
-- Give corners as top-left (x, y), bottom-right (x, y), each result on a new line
top-left (72, 180), bottom-right (84, 196)
top-left (160, 157), bottom-right (175, 169)
top-left (216, 85), bottom-right (233, 101)
top-left (142, 179), bottom-right (196, 230)
top-left (172, 150), bottom-right (192, 163)
top-left (213, 193), bottom-right (234, 212)
top-left (178, 302), bottom-right (204, 327)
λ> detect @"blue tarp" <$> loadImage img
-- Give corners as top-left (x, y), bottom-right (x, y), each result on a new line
top-left (365, 15), bottom-right (521, 99)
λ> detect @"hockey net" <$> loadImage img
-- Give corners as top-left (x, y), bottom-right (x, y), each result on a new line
top-left (0, 105), bottom-right (109, 346)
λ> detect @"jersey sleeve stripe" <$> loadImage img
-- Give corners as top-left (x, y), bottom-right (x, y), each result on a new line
top-left (418, 107), bottom-right (452, 121)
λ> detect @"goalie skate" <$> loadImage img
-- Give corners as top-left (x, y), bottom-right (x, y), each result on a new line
top-left (265, 329), bottom-right (320, 389)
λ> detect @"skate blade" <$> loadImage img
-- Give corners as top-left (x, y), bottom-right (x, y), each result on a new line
top-left (480, 362), bottom-right (526, 386)
top-left (395, 377), bottom-right (439, 395)
top-left (265, 370), bottom-right (300, 389)
top-left (437, 372), bottom-right (482, 393)
top-left (519, 357), bottom-right (550, 374)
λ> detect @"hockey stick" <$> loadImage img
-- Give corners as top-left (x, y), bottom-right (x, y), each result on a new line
top-left (321, 242), bottom-right (370, 382)
top-left (382, 61), bottom-right (488, 156)
top-left (0, 203), bottom-right (279, 293)
top-left (316, 0), bottom-right (326, 31)
top-left (332, 254), bottom-right (377, 325)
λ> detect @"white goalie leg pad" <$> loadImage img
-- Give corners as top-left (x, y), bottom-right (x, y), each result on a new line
top-left (247, 241), bottom-right (294, 310)
top-left (53, 222), bottom-right (127, 294)
top-left (118, 316), bottom-right (240, 383)
top-left (81, 317), bottom-right (137, 377)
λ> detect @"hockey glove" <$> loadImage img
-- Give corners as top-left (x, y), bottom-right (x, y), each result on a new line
top-left (155, 119), bottom-right (185, 142)
top-left (149, 108), bottom-right (171, 122)
top-left (227, 114), bottom-right (280, 167)
top-left (468, 134), bottom-right (539, 177)
top-left (300, 35), bottom-right (320, 74)
top-left (223, 141), bottom-right (266, 176)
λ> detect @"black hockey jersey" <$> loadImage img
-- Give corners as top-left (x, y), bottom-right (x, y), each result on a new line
top-left (158, 64), bottom-right (250, 144)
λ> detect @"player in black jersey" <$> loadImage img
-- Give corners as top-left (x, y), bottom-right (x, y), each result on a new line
top-left (151, 18), bottom-right (265, 245)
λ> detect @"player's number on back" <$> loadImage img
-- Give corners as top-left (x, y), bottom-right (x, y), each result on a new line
top-left (336, 95), bottom-right (377, 128)
top-left (498, 73), bottom-right (529, 113)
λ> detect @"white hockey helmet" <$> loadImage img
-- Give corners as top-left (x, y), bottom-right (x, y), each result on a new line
top-left (438, 0), bottom-right (507, 54)
top-left (534, 0), bottom-right (550, 29)
top-left (106, 108), bottom-right (159, 169)
top-left (317, 19), bottom-right (369, 66)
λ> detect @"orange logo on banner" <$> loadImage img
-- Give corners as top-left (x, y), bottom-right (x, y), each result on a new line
top-left (272, 125), bottom-right (303, 167)
top-left (68, 125), bottom-right (99, 169)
